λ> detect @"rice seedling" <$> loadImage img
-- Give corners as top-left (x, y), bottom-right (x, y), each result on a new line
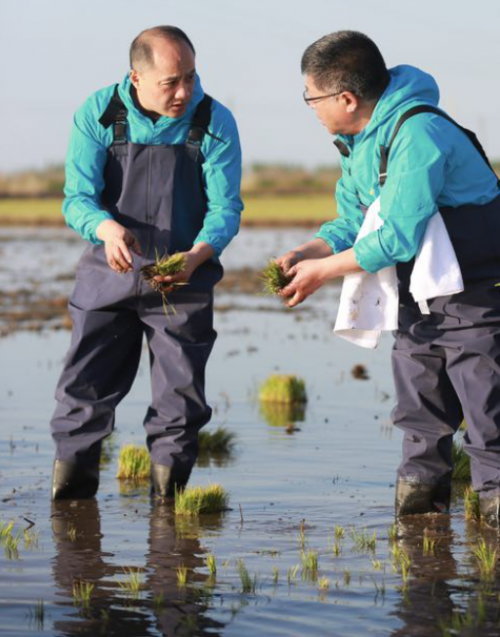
top-left (452, 441), bottom-right (471, 482)
top-left (23, 528), bottom-right (39, 550)
top-left (72, 580), bottom-right (95, 608)
top-left (372, 559), bottom-right (384, 571)
top-left (464, 485), bottom-right (480, 521)
top-left (258, 374), bottom-right (307, 404)
top-left (3, 530), bottom-right (21, 559)
top-left (177, 566), bottom-right (188, 588)
top-left (423, 531), bottom-right (438, 556)
top-left (141, 252), bottom-right (187, 315)
top-left (153, 593), bottom-right (165, 609)
top-left (174, 484), bottom-right (229, 516)
top-left (331, 540), bottom-right (342, 557)
top-left (343, 569), bottom-right (351, 586)
top-left (471, 539), bottom-right (498, 581)
top-left (0, 520), bottom-right (15, 539)
top-left (334, 525), bottom-right (345, 540)
top-left (67, 524), bottom-right (77, 542)
top-left (118, 567), bottom-right (142, 599)
top-left (318, 576), bottom-right (330, 591)
top-left (287, 564), bottom-right (300, 585)
top-left (390, 544), bottom-right (411, 582)
top-left (206, 554), bottom-right (217, 579)
top-left (272, 566), bottom-right (279, 586)
top-left (372, 577), bottom-right (386, 597)
top-left (301, 549), bottom-right (319, 576)
top-left (198, 427), bottom-right (236, 456)
top-left (439, 609), bottom-right (476, 636)
top-left (237, 559), bottom-right (257, 594)
top-left (349, 526), bottom-right (377, 552)
top-left (260, 260), bottom-right (293, 295)
top-left (116, 445), bottom-right (151, 480)
top-left (387, 523), bottom-right (398, 543)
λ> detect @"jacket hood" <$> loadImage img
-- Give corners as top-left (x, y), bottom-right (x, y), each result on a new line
top-left (351, 65), bottom-right (440, 142)
top-left (117, 72), bottom-right (205, 126)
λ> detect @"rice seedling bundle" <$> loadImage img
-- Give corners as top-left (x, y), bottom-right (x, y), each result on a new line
top-left (140, 252), bottom-right (187, 314)
top-left (260, 260), bottom-right (293, 295)
top-left (116, 445), bottom-right (151, 480)
top-left (259, 374), bottom-right (307, 404)
top-left (174, 484), bottom-right (229, 516)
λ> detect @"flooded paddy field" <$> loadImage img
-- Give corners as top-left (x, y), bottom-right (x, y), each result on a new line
top-left (1, 227), bottom-right (500, 636)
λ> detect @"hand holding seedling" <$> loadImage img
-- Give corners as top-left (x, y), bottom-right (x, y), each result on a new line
top-left (96, 219), bottom-right (142, 273)
top-left (153, 243), bottom-right (214, 293)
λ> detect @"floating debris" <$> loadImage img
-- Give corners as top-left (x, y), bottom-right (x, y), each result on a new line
top-left (351, 364), bottom-right (369, 380)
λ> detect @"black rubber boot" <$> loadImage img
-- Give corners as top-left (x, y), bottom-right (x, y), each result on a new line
top-left (480, 495), bottom-right (500, 530)
top-left (395, 478), bottom-right (451, 517)
top-left (51, 459), bottom-right (99, 500)
top-left (150, 463), bottom-right (192, 500)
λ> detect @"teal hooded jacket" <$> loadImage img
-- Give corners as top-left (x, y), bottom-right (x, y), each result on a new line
top-left (63, 74), bottom-right (243, 257)
top-left (316, 65), bottom-right (499, 273)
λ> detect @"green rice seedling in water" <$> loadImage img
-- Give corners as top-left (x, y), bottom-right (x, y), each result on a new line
top-left (259, 374), bottom-right (307, 404)
top-left (237, 560), bottom-right (257, 594)
top-left (343, 569), bottom-right (351, 586)
top-left (116, 445), bottom-right (151, 480)
top-left (298, 519), bottom-right (306, 551)
top-left (272, 566), bottom-right (279, 586)
top-left (287, 564), bottom-right (300, 585)
top-left (177, 566), bottom-right (188, 588)
top-left (141, 252), bottom-right (187, 315)
top-left (67, 524), bottom-right (77, 542)
top-left (472, 539), bottom-right (498, 581)
top-left (349, 526), bottom-right (377, 552)
top-left (331, 540), bottom-right (342, 557)
top-left (198, 427), bottom-right (236, 456)
top-left (464, 485), bottom-right (481, 521)
top-left (387, 523), bottom-right (398, 543)
top-left (174, 484), bottom-right (229, 516)
top-left (206, 554), bottom-right (217, 579)
top-left (423, 533), bottom-right (437, 556)
top-left (317, 576), bottom-right (330, 591)
top-left (334, 525), bottom-right (345, 540)
top-left (0, 520), bottom-right (15, 540)
top-left (301, 549), bottom-right (319, 573)
top-left (23, 529), bottom-right (39, 550)
top-left (452, 441), bottom-right (471, 482)
top-left (118, 567), bottom-right (142, 599)
top-left (372, 559), bottom-right (383, 571)
top-left (260, 260), bottom-right (293, 295)
top-left (72, 580), bottom-right (95, 608)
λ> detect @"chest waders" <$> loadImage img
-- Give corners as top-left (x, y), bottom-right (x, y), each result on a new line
top-left (50, 89), bottom-right (223, 500)
top-left (373, 107), bottom-right (500, 522)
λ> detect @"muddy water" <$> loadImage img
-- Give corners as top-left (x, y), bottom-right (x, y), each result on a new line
top-left (1, 228), bottom-right (500, 636)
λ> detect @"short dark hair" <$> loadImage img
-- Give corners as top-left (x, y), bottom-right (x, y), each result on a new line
top-left (301, 31), bottom-right (389, 101)
top-left (130, 26), bottom-right (196, 71)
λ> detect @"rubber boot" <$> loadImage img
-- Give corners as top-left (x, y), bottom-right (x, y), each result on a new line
top-left (150, 463), bottom-right (192, 501)
top-left (51, 459), bottom-right (99, 500)
top-left (480, 495), bottom-right (500, 530)
top-left (395, 478), bottom-right (451, 517)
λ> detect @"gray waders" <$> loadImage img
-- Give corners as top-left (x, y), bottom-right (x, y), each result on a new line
top-left (51, 89), bottom-right (223, 500)
top-left (378, 106), bottom-right (500, 523)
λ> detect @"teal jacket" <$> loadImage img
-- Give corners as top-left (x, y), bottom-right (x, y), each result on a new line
top-left (63, 74), bottom-right (243, 257)
top-left (316, 65), bottom-right (499, 273)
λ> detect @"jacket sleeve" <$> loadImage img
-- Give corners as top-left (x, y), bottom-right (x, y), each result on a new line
top-left (354, 116), bottom-right (448, 273)
top-left (314, 159), bottom-right (365, 253)
top-left (193, 106), bottom-right (243, 257)
top-left (62, 101), bottom-right (113, 243)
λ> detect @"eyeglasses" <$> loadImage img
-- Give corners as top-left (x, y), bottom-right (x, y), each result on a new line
top-left (302, 90), bottom-right (342, 105)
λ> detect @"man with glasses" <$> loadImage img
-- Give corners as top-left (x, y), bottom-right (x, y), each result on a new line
top-left (276, 30), bottom-right (500, 527)
top-left (50, 26), bottom-right (243, 500)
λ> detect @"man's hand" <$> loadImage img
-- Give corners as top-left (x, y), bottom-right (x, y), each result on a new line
top-left (281, 259), bottom-right (330, 308)
top-left (153, 242), bottom-right (215, 293)
top-left (96, 219), bottom-right (142, 273)
top-left (274, 250), bottom-right (304, 275)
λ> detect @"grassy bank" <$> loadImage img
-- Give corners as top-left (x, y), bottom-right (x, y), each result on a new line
top-left (0, 194), bottom-right (337, 227)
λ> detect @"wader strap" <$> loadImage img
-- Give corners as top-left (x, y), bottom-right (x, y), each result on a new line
top-left (185, 94), bottom-right (225, 161)
top-left (379, 105), bottom-right (500, 188)
top-left (333, 139), bottom-right (350, 157)
top-left (98, 85), bottom-right (128, 146)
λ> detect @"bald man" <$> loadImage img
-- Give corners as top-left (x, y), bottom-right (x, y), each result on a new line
top-left (50, 26), bottom-right (243, 500)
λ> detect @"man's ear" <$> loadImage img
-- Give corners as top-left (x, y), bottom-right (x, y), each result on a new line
top-left (130, 69), bottom-right (140, 89)
top-left (341, 91), bottom-right (359, 114)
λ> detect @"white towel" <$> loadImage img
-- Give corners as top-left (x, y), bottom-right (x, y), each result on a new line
top-left (334, 197), bottom-right (464, 348)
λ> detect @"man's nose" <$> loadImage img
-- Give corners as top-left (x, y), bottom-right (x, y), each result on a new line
top-left (175, 82), bottom-right (191, 101)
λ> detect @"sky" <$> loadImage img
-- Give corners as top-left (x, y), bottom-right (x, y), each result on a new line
top-left (1, 0), bottom-right (499, 173)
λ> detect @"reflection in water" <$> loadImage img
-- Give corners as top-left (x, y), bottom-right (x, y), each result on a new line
top-left (259, 401), bottom-right (306, 432)
top-left (51, 499), bottom-right (226, 636)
